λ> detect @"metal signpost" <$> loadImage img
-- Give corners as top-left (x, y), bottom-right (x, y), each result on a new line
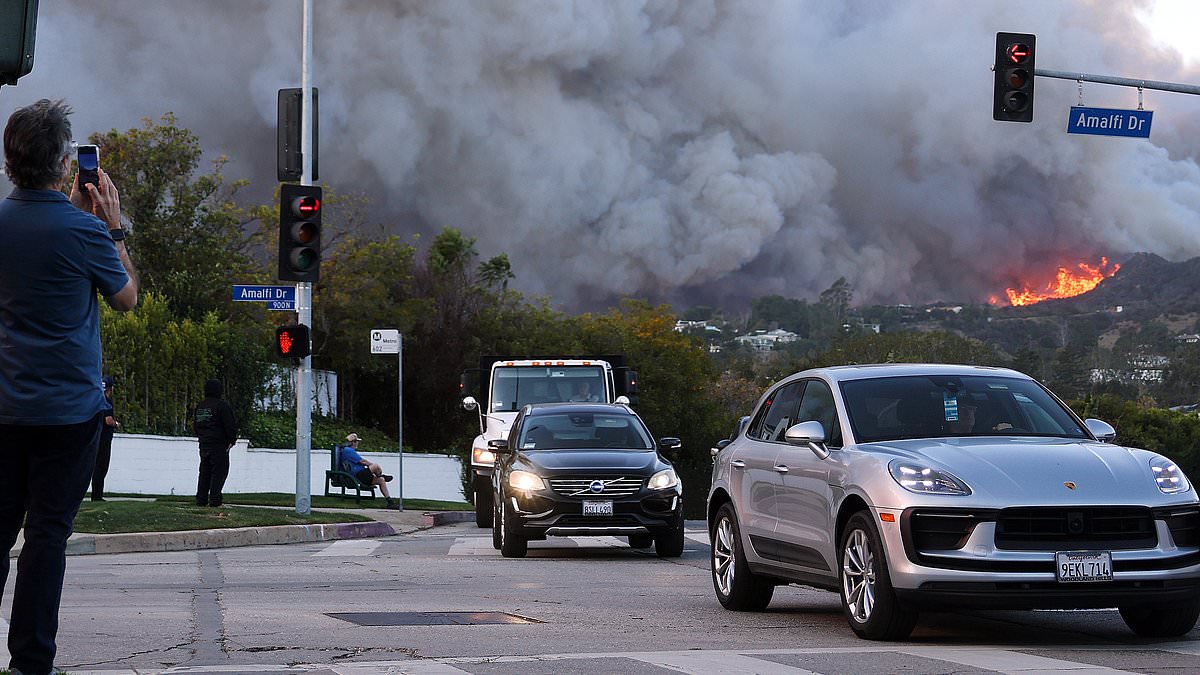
top-left (293, 0), bottom-right (316, 515)
top-left (370, 329), bottom-right (403, 510)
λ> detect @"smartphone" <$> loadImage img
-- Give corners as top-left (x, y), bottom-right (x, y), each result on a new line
top-left (77, 144), bottom-right (100, 193)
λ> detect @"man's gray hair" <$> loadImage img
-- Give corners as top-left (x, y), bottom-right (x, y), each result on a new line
top-left (3, 99), bottom-right (74, 189)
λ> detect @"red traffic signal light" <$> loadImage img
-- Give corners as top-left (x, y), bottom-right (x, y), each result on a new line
top-left (993, 32), bottom-right (1035, 123)
top-left (275, 324), bottom-right (311, 359)
top-left (1006, 43), bottom-right (1031, 64)
top-left (278, 184), bottom-right (322, 282)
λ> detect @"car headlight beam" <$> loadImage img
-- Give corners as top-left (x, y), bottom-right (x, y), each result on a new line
top-left (1151, 456), bottom-right (1191, 494)
top-left (888, 460), bottom-right (971, 496)
top-left (648, 468), bottom-right (679, 490)
top-left (508, 470), bottom-right (545, 491)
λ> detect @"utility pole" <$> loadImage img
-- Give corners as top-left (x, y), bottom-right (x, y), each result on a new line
top-left (294, 0), bottom-right (314, 516)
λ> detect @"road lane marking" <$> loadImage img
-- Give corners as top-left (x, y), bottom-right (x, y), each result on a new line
top-left (685, 529), bottom-right (710, 545)
top-left (899, 646), bottom-right (1136, 674)
top-left (335, 662), bottom-right (472, 674)
top-left (0, 617), bottom-right (8, 664)
top-left (313, 539), bottom-right (381, 557)
top-left (447, 535), bottom-right (641, 556)
top-left (635, 651), bottom-right (817, 674)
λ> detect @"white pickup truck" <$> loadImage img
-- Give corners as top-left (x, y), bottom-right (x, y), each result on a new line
top-left (460, 356), bottom-right (638, 527)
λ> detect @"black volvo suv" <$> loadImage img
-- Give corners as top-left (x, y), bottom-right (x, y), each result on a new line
top-left (490, 403), bottom-right (685, 558)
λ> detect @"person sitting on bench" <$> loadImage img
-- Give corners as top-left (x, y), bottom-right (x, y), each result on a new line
top-left (340, 433), bottom-right (399, 509)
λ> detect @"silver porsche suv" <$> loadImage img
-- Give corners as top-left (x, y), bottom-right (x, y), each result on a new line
top-left (707, 364), bottom-right (1200, 640)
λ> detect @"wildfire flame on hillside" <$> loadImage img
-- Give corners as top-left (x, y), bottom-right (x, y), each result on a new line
top-left (996, 257), bottom-right (1120, 306)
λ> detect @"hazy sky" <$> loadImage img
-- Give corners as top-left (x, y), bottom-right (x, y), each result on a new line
top-left (3, 0), bottom-right (1200, 311)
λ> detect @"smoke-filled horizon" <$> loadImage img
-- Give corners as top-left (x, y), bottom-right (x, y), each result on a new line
top-left (4, 0), bottom-right (1199, 311)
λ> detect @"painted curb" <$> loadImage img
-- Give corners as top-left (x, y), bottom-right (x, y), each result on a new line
top-left (422, 511), bottom-right (475, 526)
top-left (60, 520), bottom-right (397, 556)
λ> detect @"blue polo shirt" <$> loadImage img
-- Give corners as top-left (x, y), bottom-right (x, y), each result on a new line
top-left (0, 189), bottom-right (129, 425)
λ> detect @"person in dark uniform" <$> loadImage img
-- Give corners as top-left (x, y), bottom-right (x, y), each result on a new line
top-left (192, 379), bottom-right (238, 507)
top-left (91, 376), bottom-right (120, 501)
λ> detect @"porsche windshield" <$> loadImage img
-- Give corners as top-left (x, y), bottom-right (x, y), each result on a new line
top-left (840, 375), bottom-right (1089, 443)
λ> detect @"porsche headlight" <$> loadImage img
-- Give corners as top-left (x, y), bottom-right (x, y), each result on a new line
top-left (472, 446), bottom-right (496, 465)
top-left (648, 468), bottom-right (679, 490)
top-left (888, 460), bottom-right (971, 496)
top-left (508, 470), bottom-right (545, 491)
top-left (1151, 456), bottom-right (1191, 494)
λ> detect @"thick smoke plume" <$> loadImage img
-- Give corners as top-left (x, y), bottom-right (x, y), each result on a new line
top-left (5, 0), bottom-right (1199, 309)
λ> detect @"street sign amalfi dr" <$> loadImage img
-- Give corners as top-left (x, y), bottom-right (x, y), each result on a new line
top-left (1066, 106), bottom-right (1152, 138)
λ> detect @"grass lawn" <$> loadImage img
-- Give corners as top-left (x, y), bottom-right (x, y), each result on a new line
top-left (73, 500), bottom-right (372, 534)
top-left (150, 492), bottom-right (472, 511)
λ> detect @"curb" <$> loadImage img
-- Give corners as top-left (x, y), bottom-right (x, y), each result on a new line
top-left (59, 520), bottom-right (397, 556)
top-left (422, 510), bottom-right (475, 526)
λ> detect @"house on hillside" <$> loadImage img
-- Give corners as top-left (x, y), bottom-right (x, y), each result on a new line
top-left (735, 329), bottom-right (799, 352)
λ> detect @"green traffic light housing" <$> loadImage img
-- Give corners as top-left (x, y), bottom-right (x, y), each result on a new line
top-left (993, 32), bottom-right (1035, 123)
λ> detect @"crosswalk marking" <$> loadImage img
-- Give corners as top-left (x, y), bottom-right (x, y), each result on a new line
top-left (0, 617), bottom-right (9, 665)
top-left (900, 646), bottom-right (1135, 674)
top-left (312, 539), bottom-right (381, 557)
top-left (55, 644), bottom-right (1197, 675)
top-left (446, 530), bottom-right (710, 556)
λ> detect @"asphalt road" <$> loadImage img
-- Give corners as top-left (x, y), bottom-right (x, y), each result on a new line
top-left (4, 520), bottom-right (1200, 674)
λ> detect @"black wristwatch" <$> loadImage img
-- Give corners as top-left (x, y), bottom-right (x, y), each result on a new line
top-left (108, 228), bottom-right (126, 241)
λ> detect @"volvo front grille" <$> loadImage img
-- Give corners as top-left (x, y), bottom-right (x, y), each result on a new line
top-left (548, 477), bottom-right (643, 498)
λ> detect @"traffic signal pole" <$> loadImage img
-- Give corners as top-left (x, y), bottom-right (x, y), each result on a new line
top-left (1032, 68), bottom-right (1200, 96)
top-left (295, 0), bottom-right (314, 516)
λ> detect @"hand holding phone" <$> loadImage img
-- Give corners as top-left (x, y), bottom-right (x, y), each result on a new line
top-left (77, 144), bottom-right (100, 194)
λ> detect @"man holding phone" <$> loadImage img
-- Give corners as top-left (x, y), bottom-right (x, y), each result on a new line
top-left (0, 99), bottom-right (138, 675)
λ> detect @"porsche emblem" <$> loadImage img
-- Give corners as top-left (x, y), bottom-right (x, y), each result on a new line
top-left (1064, 482), bottom-right (1077, 490)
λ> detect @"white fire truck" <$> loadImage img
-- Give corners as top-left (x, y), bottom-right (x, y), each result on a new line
top-left (460, 355), bottom-right (638, 527)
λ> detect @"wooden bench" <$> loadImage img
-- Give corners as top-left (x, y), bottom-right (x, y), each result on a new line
top-left (324, 445), bottom-right (377, 503)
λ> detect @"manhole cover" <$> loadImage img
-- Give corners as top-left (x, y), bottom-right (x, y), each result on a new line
top-left (327, 611), bottom-right (543, 626)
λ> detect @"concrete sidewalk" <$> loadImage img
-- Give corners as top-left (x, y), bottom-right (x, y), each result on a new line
top-left (8, 505), bottom-right (474, 558)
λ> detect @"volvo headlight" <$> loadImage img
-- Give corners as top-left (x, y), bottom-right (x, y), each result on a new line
top-left (648, 468), bottom-right (679, 490)
top-left (1151, 456), bottom-right (1191, 494)
top-left (508, 470), bottom-right (545, 491)
top-left (472, 446), bottom-right (496, 465)
top-left (888, 460), bottom-right (971, 495)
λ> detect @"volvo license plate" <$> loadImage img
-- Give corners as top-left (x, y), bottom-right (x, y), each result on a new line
top-left (582, 501), bottom-right (613, 516)
top-left (1055, 551), bottom-right (1113, 583)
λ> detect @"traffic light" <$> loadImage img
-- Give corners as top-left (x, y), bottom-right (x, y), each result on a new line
top-left (277, 183), bottom-right (322, 282)
top-left (0, 0), bottom-right (38, 86)
top-left (993, 32), bottom-right (1035, 123)
top-left (275, 324), bottom-right (311, 359)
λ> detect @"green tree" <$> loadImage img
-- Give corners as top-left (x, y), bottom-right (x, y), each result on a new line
top-left (89, 114), bottom-right (255, 320)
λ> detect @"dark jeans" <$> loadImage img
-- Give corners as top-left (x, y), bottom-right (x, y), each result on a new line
top-left (197, 444), bottom-right (230, 507)
top-left (91, 426), bottom-right (113, 500)
top-left (0, 413), bottom-right (102, 675)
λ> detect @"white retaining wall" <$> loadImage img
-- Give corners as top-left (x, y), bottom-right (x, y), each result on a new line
top-left (103, 434), bottom-right (465, 503)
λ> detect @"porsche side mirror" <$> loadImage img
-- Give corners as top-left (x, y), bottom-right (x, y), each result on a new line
top-left (784, 420), bottom-right (830, 460)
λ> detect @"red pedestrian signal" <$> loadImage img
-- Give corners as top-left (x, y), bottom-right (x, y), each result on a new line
top-left (275, 324), bottom-right (311, 359)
